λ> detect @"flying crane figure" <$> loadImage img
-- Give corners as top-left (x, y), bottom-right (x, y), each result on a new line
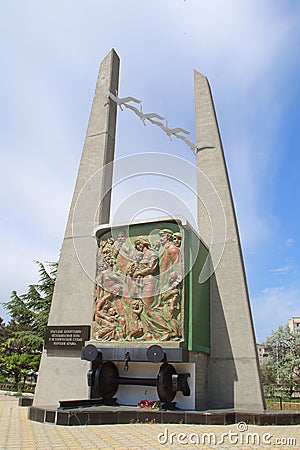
top-left (147, 117), bottom-right (170, 133)
top-left (123, 103), bottom-right (147, 125)
top-left (107, 92), bottom-right (142, 111)
top-left (164, 120), bottom-right (191, 141)
top-left (148, 119), bottom-right (191, 141)
top-left (107, 90), bottom-right (214, 157)
top-left (124, 104), bottom-right (165, 126)
top-left (173, 133), bottom-right (215, 156)
top-left (148, 118), bottom-right (191, 142)
top-left (142, 109), bottom-right (165, 123)
top-left (172, 132), bottom-right (197, 155)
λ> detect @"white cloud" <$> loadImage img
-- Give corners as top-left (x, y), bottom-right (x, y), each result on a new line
top-left (269, 266), bottom-right (290, 275)
top-left (286, 238), bottom-right (295, 248)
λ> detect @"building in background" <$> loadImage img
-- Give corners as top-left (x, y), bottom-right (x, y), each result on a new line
top-left (256, 343), bottom-right (271, 359)
top-left (288, 317), bottom-right (300, 334)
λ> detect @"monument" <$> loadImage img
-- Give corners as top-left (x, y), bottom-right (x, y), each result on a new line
top-left (32, 49), bottom-right (265, 417)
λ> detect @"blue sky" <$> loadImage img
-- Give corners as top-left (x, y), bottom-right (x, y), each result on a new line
top-left (0, 0), bottom-right (300, 343)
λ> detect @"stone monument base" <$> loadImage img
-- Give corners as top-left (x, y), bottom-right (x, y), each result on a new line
top-left (28, 404), bottom-right (299, 426)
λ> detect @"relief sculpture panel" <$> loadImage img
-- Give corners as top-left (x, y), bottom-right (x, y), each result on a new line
top-left (91, 224), bottom-right (184, 343)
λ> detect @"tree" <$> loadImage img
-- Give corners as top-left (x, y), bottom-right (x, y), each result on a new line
top-left (0, 353), bottom-right (40, 387)
top-left (0, 261), bottom-right (57, 388)
top-left (261, 325), bottom-right (300, 397)
top-left (0, 317), bottom-right (6, 341)
top-left (260, 354), bottom-right (277, 396)
top-left (0, 318), bottom-right (8, 382)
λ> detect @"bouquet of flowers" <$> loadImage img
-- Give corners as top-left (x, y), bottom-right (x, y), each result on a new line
top-left (137, 399), bottom-right (161, 409)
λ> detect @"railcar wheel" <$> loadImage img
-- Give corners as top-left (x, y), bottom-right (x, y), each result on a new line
top-left (94, 361), bottom-right (119, 399)
top-left (157, 363), bottom-right (176, 403)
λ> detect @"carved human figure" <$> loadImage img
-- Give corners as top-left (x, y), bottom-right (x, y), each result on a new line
top-left (128, 299), bottom-right (144, 339)
top-left (173, 232), bottom-right (182, 248)
top-left (113, 229), bottom-right (132, 274)
top-left (159, 229), bottom-right (180, 291)
top-left (94, 284), bottom-right (126, 340)
top-left (126, 250), bottom-right (143, 297)
top-left (98, 236), bottom-right (115, 265)
top-left (131, 236), bottom-right (171, 339)
top-left (159, 229), bottom-right (180, 269)
top-left (162, 271), bottom-right (182, 339)
top-left (132, 237), bottom-right (159, 307)
top-left (107, 307), bottom-right (125, 339)
top-left (96, 260), bottom-right (124, 297)
top-left (94, 292), bottom-right (115, 339)
top-left (172, 231), bottom-right (183, 281)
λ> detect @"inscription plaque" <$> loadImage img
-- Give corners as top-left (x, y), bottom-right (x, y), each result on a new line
top-left (45, 325), bottom-right (90, 350)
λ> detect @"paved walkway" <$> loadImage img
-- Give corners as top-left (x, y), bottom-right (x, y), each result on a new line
top-left (1, 395), bottom-right (300, 449)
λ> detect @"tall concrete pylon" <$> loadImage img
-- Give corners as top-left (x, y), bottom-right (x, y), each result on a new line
top-left (194, 70), bottom-right (265, 410)
top-left (33, 49), bottom-right (120, 406)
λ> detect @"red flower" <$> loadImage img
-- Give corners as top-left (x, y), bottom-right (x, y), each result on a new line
top-left (137, 399), bottom-right (149, 408)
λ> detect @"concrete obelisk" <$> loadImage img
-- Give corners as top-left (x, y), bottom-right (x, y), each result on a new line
top-left (33, 49), bottom-right (120, 406)
top-left (194, 71), bottom-right (265, 410)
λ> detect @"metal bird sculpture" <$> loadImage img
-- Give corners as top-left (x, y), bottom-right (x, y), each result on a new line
top-left (148, 118), bottom-right (195, 152)
top-left (107, 90), bottom-right (214, 157)
top-left (142, 110), bottom-right (165, 122)
top-left (148, 117), bottom-right (170, 134)
top-left (165, 120), bottom-right (191, 137)
top-left (173, 133), bottom-right (197, 155)
top-left (123, 103), bottom-right (148, 125)
top-left (107, 92), bottom-right (142, 111)
top-left (124, 104), bottom-right (165, 126)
